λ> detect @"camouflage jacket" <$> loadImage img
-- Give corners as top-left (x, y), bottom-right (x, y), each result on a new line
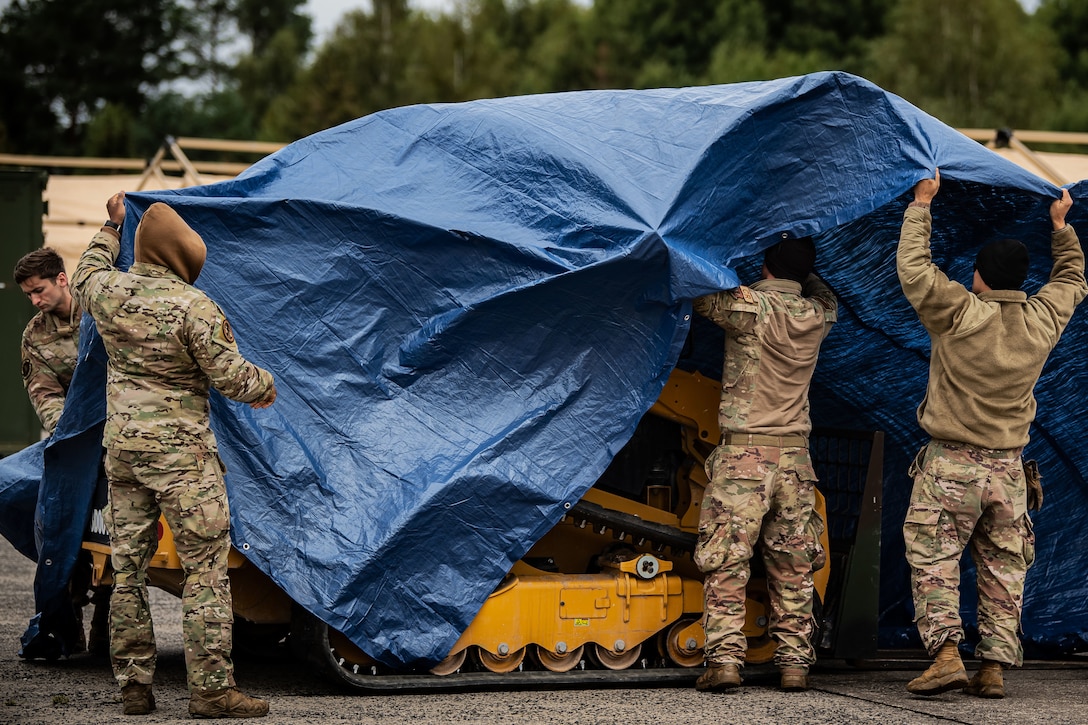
top-left (20, 300), bottom-right (81, 434)
top-left (71, 230), bottom-right (274, 453)
top-left (897, 205), bottom-right (1088, 449)
top-left (694, 275), bottom-right (837, 437)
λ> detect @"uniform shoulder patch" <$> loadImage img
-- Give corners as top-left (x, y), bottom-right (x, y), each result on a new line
top-left (21, 359), bottom-right (32, 380)
top-left (729, 286), bottom-right (756, 304)
top-left (221, 319), bottom-right (235, 344)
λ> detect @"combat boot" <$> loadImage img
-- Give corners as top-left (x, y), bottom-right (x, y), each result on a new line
top-left (965, 659), bottom-right (1005, 699)
top-left (780, 666), bottom-right (808, 692)
top-left (695, 663), bottom-right (742, 692)
top-left (188, 687), bottom-right (269, 718)
top-left (121, 683), bottom-right (155, 715)
top-left (906, 641), bottom-right (968, 696)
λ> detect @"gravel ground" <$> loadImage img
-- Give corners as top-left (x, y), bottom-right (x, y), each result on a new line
top-left (2, 536), bottom-right (1087, 724)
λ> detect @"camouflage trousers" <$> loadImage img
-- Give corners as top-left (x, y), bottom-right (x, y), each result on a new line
top-left (903, 439), bottom-right (1035, 666)
top-left (695, 444), bottom-right (825, 668)
top-left (104, 448), bottom-right (237, 693)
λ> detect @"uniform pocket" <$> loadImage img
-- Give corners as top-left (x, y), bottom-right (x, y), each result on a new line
top-left (698, 450), bottom-right (769, 573)
top-left (1023, 514), bottom-right (1036, 570)
top-left (694, 516), bottom-right (733, 573)
top-left (695, 505), bottom-right (759, 574)
top-left (176, 483), bottom-right (230, 544)
top-left (903, 503), bottom-right (944, 565)
top-left (695, 486), bottom-right (761, 574)
top-left (704, 445), bottom-right (722, 482)
top-left (721, 358), bottom-right (749, 389)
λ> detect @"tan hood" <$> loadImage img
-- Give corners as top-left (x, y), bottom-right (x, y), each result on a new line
top-left (134, 202), bottom-right (206, 284)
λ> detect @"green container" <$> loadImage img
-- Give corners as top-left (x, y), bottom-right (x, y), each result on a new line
top-left (0, 170), bottom-right (48, 455)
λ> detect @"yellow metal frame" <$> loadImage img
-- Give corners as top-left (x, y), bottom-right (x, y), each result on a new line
top-left (83, 515), bottom-right (291, 625)
top-left (81, 366), bottom-right (836, 669)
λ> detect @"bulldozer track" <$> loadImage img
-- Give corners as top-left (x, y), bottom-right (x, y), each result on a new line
top-left (314, 662), bottom-right (700, 693)
top-left (293, 606), bottom-right (705, 692)
top-left (566, 499), bottom-right (698, 554)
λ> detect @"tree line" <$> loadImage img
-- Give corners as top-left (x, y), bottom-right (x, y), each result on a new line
top-left (1, 0), bottom-right (1085, 158)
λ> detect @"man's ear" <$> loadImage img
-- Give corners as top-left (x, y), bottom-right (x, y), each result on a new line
top-left (56, 271), bottom-right (69, 289)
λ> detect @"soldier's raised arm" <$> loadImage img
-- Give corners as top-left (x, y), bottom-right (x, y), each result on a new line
top-left (71, 192), bottom-right (126, 308)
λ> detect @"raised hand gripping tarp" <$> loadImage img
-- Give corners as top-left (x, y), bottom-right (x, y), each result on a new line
top-left (3, 71), bottom-right (1086, 665)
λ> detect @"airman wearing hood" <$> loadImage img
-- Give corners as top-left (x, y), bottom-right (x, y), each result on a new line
top-left (70, 192), bottom-right (276, 719)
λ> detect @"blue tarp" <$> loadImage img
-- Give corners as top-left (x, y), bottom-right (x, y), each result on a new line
top-left (3, 71), bottom-right (1087, 665)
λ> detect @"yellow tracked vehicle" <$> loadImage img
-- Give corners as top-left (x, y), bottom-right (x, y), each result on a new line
top-left (82, 366), bottom-right (882, 690)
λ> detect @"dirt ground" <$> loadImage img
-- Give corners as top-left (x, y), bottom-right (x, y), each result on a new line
top-left (3, 536), bottom-right (1088, 724)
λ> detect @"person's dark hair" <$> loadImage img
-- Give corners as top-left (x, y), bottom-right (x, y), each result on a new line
top-left (975, 238), bottom-right (1029, 291)
top-left (764, 235), bottom-right (816, 283)
top-left (14, 248), bottom-right (66, 285)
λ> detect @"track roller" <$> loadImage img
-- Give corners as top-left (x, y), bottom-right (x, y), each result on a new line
top-left (428, 648), bottom-right (468, 676)
top-left (475, 645), bottom-right (526, 673)
top-left (658, 618), bottom-right (703, 668)
top-left (533, 644), bottom-right (585, 673)
top-left (590, 641), bottom-right (643, 670)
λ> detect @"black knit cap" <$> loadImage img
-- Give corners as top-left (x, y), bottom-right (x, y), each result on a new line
top-left (975, 238), bottom-right (1029, 290)
top-left (764, 234), bottom-right (816, 283)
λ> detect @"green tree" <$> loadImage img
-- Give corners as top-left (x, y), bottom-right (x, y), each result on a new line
top-left (517, 0), bottom-right (595, 93)
top-left (761, 0), bottom-right (893, 66)
top-left (589, 0), bottom-right (892, 89)
top-left (168, 0), bottom-right (310, 93)
top-left (458, 0), bottom-right (594, 97)
top-left (84, 103), bottom-right (139, 158)
top-left (869, 0), bottom-right (1060, 128)
top-left (590, 0), bottom-right (727, 88)
top-left (177, 0), bottom-right (237, 91)
top-left (1035, 0), bottom-right (1088, 87)
top-left (233, 0), bottom-right (313, 138)
top-left (0, 0), bottom-right (313, 154)
top-left (1033, 0), bottom-right (1088, 131)
top-left (128, 0), bottom-right (312, 153)
top-left (261, 0), bottom-right (423, 139)
top-left (138, 90), bottom-right (260, 148)
top-left (235, 0), bottom-right (311, 54)
top-left (703, 0), bottom-right (826, 85)
top-left (261, 0), bottom-right (592, 140)
top-left (0, 0), bottom-right (187, 154)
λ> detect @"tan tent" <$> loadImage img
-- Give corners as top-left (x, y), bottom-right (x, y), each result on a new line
top-left (959, 128), bottom-right (1088, 186)
top-left (42, 173), bottom-right (233, 275)
top-left (1, 137), bottom-right (284, 275)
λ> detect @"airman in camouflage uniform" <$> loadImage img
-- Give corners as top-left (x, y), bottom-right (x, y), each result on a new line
top-left (15, 248), bottom-right (113, 656)
top-left (693, 236), bottom-right (836, 693)
top-left (71, 192), bottom-right (276, 718)
top-left (14, 247), bottom-right (80, 435)
top-left (898, 171), bottom-right (1087, 698)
